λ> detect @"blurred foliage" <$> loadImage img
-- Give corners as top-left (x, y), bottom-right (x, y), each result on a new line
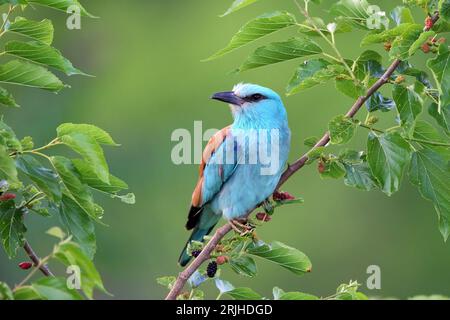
top-left (0, 0), bottom-right (449, 300)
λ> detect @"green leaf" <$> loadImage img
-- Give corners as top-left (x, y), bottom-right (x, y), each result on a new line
top-left (0, 60), bottom-right (65, 92)
top-left (320, 160), bottom-right (346, 179)
top-left (340, 150), bottom-right (377, 191)
top-left (335, 78), bottom-right (365, 99)
top-left (72, 159), bottom-right (127, 194)
top-left (220, 0), bottom-right (260, 17)
top-left (408, 31), bottom-right (435, 56)
top-left (57, 123), bottom-right (118, 146)
top-left (247, 241), bottom-right (312, 275)
top-left (0, 282), bottom-right (13, 300)
top-left (0, 200), bottom-right (26, 258)
top-left (206, 11), bottom-right (296, 60)
top-left (59, 195), bottom-right (96, 259)
top-left (361, 23), bottom-right (416, 46)
top-left (7, 17), bottom-right (54, 45)
top-left (329, 115), bottom-right (357, 145)
top-left (229, 255), bottom-right (257, 277)
top-left (46, 226), bottom-right (66, 240)
top-left (16, 155), bottom-right (62, 202)
top-left (52, 156), bottom-right (99, 220)
top-left (20, 136), bottom-right (34, 151)
top-left (0, 145), bottom-right (19, 187)
top-left (304, 136), bottom-right (318, 147)
top-left (392, 84), bottom-right (423, 133)
top-left (440, 0), bottom-right (450, 21)
top-left (0, 87), bottom-right (19, 108)
top-left (287, 59), bottom-right (344, 95)
top-left (429, 102), bottom-right (450, 134)
top-left (225, 287), bottom-right (263, 300)
top-left (343, 161), bottom-right (377, 191)
top-left (279, 292), bottom-right (319, 300)
top-left (32, 277), bottom-right (83, 300)
top-left (427, 44), bottom-right (450, 115)
top-left (238, 36), bottom-right (322, 72)
top-left (0, 119), bottom-right (22, 154)
top-left (354, 50), bottom-right (384, 79)
top-left (272, 286), bottom-right (285, 300)
top-left (55, 241), bottom-right (107, 299)
top-left (5, 41), bottom-right (87, 76)
top-left (330, 0), bottom-right (371, 30)
top-left (58, 133), bottom-right (110, 184)
top-left (409, 148), bottom-right (450, 240)
top-left (157, 276), bottom-right (177, 290)
top-left (413, 120), bottom-right (450, 157)
top-left (390, 6), bottom-right (415, 25)
top-left (365, 92), bottom-right (395, 112)
top-left (27, 0), bottom-right (95, 17)
top-left (367, 131), bottom-right (412, 196)
top-left (389, 24), bottom-right (424, 59)
top-left (13, 286), bottom-right (42, 300)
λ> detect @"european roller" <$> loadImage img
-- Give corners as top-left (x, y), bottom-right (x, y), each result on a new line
top-left (179, 83), bottom-right (291, 266)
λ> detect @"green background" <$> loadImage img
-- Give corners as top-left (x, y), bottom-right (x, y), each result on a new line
top-left (1, 0), bottom-right (449, 299)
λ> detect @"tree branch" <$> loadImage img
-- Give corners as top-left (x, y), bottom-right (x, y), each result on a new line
top-left (23, 241), bottom-right (54, 277)
top-left (165, 12), bottom-right (440, 300)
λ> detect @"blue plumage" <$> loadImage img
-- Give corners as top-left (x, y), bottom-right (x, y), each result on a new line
top-left (179, 84), bottom-right (290, 266)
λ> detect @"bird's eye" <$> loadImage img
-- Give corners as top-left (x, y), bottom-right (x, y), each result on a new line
top-left (250, 94), bottom-right (264, 101)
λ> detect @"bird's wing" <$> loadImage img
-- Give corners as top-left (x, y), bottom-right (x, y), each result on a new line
top-left (186, 125), bottom-right (239, 229)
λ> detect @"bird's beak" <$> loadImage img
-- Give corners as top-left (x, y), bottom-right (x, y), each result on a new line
top-left (211, 91), bottom-right (244, 106)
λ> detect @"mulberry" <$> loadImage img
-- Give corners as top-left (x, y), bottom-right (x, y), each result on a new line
top-left (206, 261), bottom-right (217, 278)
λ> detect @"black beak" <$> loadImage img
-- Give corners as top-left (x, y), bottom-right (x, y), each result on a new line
top-left (211, 91), bottom-right (244, 106)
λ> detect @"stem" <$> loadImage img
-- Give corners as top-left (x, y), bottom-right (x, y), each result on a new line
top-left (165, 11), bottom-right (441, 301)
top-left (27, 138), bottom-right (61, 154)
top-left (0, 5), bottom-right (15, 35)
top-left (22, 241), bottom-right (54, 279)
top-left (295, 0), bottom-right (356, 81)
top-left (358, 123), bottom-right (450, 147)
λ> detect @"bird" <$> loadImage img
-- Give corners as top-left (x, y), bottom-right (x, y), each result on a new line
top-left (178, 83), bottom-right (291, 266)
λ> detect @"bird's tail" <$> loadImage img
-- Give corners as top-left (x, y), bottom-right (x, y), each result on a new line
top-left (178, 208), bottom-right (220, 267)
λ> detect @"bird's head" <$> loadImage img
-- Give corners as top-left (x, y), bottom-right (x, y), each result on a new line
top-left (211, 83), bottom-right (285, 122)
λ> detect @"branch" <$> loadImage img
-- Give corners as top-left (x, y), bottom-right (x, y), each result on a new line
top-left (165, 12), bottom-right (440, 300)
top-left (23, 241), bottom-right (54, 277)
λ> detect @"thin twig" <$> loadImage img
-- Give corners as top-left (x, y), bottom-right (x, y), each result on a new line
top-left (23, 241), bottom-right (54, 277)
top-left (165, 11), bottom-right (440, 301)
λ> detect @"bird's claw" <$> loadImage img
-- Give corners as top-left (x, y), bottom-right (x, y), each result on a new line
top-left (229, 219), bottom-right (254, 236)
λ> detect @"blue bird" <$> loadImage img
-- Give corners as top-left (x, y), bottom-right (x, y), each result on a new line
top-left (179, 83), bottom-right (291, 266)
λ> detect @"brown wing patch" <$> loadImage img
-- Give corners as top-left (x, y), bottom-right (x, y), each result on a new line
top-left (190, 125), bottom-right (231, 208)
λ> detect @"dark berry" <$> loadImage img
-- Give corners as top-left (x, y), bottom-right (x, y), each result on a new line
top-left (273, 191), bottom-right (295, 201)
top-left (256, 212), bottom-right (271, 222)
top-left (206, 261), bottom-right (217, 278)
top-left (18, 262), bottom-right (33, 270)
top-left (191, 250), bottom-right (201, 258)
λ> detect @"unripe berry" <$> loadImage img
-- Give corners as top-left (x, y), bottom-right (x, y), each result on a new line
top-left (18, 262), bottom-right (33, 270)
top-left (0, 193), bottom-right (16, 201)
top-left (395, 75), bottom-right (405, 84)
top-left (383, 42), bottom-right (392, 52)
top-left (216, 256), bottom-right (229, 265)
top-left (318, 160), bottom-right (326, 174)
top-left (425, 16), bottom-right (433, 30)
top-left (421, 43), bottom-right (430, 53)
top-left (438, 37), bottom-right (446, 44)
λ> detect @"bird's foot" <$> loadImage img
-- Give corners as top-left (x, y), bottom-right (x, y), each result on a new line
top-left (229, 219), bottom-right (254, 236)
